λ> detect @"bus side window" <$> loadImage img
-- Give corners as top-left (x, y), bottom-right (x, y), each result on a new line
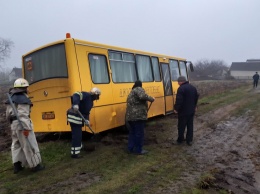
top-left (89, 54), bottom-right (110, 83)
top-left (109, 51), bottom-right (137, 83)
top-left (136, 54), bottom-right (153, 82)
top-left (151, 57), bottom-right (160, 81)
top-left (169, 59), bottom-right (180, 81)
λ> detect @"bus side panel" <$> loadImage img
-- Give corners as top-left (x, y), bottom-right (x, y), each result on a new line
top-left (147, 96), bottom-right (165, 117)
top-left (171, 81), bottom-right (179, 104)
top-left (142, 82), bottom-right (165, 116)
top-left (93, 95), bottom-right (166, 133)
top-left (89, 105), bottom-right (117, 133)
top-left (110, 82), bottom-right (165, 128)
top-left (165, 96), bottom-right (174, 113)
top-left (91, 81), bottom-right (166, 132)
top-left (75, 45), bottom-right (113, 107)
top-left (75, 44), bottom-right (115, 132)
top-left (114, 103), bottom-right (128, 127)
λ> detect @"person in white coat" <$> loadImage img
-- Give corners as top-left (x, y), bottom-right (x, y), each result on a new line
top-left (5, 78), bottom-right (45, 173)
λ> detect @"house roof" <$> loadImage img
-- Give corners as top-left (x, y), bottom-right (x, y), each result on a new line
top-left (230, 62), bottom-right (260, 71)
top-left (9, 67), bottom-right (22, 77)
top-left (246, 59), bottom-right (260, 62)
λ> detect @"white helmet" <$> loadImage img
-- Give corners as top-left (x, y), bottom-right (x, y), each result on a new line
top-left (14, 78), bottom-right (29, 88)
top-left (90, 87), bottom-right (101, 95)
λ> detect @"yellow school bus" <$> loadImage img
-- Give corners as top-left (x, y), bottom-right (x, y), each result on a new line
top-left (22, 33), bottom-right (194, 133)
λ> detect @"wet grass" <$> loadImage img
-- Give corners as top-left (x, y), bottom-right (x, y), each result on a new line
top-left (0, 134), bottom-right (187, 193)
top-left (198, 85), bottom-right (250, 114)
top-left (231, 89), bottom-right (260, 119)
top-left (0, 128), bottom-right (189, 193)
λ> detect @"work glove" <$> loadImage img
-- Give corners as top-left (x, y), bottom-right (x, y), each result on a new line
top-left (23, 130), bottom-right (30, 137)
top-left (73, 105), bottom-right (79, 112)
top-left (85, 120), bottom-right (90, 126)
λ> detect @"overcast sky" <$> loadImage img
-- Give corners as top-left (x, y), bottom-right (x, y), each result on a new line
top-left (1, 0), bottom-right (260, 70)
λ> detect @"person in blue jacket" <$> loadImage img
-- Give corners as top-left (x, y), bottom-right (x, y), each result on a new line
top-left (173, 76), bottom-right (199, 146)
top-left (67, 87), bottom-right (101, 159)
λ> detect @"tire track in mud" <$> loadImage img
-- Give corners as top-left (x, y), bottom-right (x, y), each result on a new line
top-left (27, 172), bottom-right (102, 194)
top-left (158, 105), bottom-right (260, 193)
top-left (193, 112), bottom-right (260, 193)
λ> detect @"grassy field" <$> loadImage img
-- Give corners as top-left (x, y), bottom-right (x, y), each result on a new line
top-left (0, 80), bottom-right (259, 194)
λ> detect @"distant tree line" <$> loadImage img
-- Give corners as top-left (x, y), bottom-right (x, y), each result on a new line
top-left (189, 59), bottom-right (232, 80)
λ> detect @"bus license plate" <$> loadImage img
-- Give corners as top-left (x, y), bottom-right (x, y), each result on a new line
top-left (42, 112), bottom-right (55, 120)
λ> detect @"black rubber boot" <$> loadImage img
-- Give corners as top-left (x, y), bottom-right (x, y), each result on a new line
top-left (71, 154), bottom-right (83, 159)
top-left (13, 161), bottom-right (24, 174)
top-left (32, 164), bottom-right (45, 172)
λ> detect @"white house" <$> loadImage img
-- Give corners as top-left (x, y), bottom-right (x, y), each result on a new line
top-left (230, 59), bottom-right (260, 79)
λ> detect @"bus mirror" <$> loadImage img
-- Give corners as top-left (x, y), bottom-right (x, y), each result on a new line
top-left (190, 63), bottom-right (194, 72)
top-left (187, 61), bottom-right (194, 72)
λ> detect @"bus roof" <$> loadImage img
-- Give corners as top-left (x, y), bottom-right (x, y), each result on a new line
top-left (23, 35), bottom-right (186, 61)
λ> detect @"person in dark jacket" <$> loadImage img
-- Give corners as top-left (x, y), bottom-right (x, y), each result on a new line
top-left (67, 87), bottom-right (101, 159)
top-left (125, 80), bottom-right (154, 155)
top-left (173, 76), bottom-right (199, 146)
top-left (253, 72), bottom-right (259, 88)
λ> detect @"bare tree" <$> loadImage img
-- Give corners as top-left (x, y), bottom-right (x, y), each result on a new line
top-left (190, 59), bottom-right (230, 80)
top-left (0, 67), bottom-right (11, 82)
top-left (0, 37), bottom-right (14, 63)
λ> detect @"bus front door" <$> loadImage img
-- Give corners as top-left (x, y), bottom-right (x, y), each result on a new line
top-left (161, 63), bottom-right (174, 114)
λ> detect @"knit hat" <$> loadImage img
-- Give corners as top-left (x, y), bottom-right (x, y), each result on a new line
top-left (132, 80), bottom-right (142, 89)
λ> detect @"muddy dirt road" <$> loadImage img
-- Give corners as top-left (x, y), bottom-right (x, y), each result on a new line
top-left (156, 87), bottom-right (260, 194)
top-left (0, 81), bottom-right (259, 193)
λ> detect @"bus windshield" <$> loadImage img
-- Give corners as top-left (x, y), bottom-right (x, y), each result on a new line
top-left (23, 43), bottom-right (68, 84)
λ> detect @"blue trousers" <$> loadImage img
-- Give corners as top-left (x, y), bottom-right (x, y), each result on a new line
top-left (70, 123), bottom-right (82, 156)
top-left (177, 114), bottom-right (194, 143)
top-left (128, 120), bottom-right (145, 153)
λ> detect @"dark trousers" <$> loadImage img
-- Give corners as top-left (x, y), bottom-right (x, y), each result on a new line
top-left (128, 120), bottom-right (145, 153)
top-left (70, 123), bottom-right (82, 156)
top-left (177, 114), bottom-right (194, 143)
top-left (253, 80), bottom-right (258, 88)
